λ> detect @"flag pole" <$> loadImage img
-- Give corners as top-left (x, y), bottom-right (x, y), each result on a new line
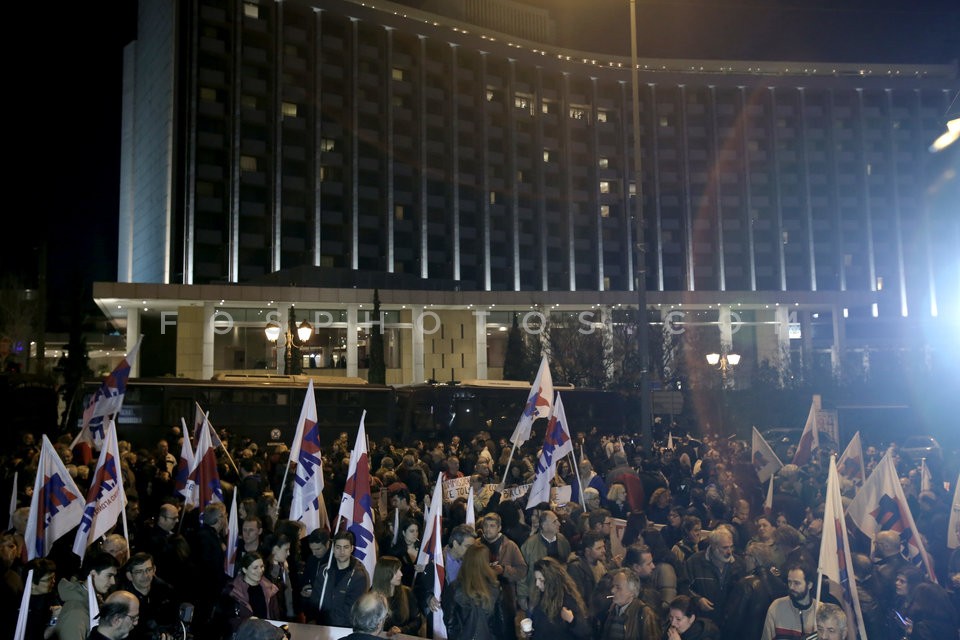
top-left (276, 448), bottom-right (293, 507)
top-left (500, 439), bottom-right (520, 486)
top-left (207, 412), bottom-right (240, 477)
top-left (316, 513), bottom-right (342, 612)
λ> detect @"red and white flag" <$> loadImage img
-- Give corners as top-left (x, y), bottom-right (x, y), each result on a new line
top-left (225, 490), bottom-right (239, 577)
top-left (847, 452), bottom-right (937, 582)
top-left (837, 431), bottom-right (866, 487)
top-left (751, 426), bottom-right (783, 484)
top-left (818, 457), bottom-right (867, 640)
top-left (335, 412), bottom-right (377, 579)
top-left (948, 472), bottom-right (960, 549)
top-left (431, 511), bottom-right (448, 640)
top-left (25, 436), bottom-right (84, 560)
top-left (527, 393), bottom-right (574, 509)
top-left (73, 421), bottom-right (127, 560)
top-left (792, 395), bottom-right (820, 465)
top-left (189, 419), bottom-right (223, 510)
top-left (75, 337), bottom-right (142, 455)
top-left (920, 458), bottom-right (933, 494)
top-left (418, 473), bottom-right (444, 568)
top-left (510, 355), bottom-right (554, 445)
top-left (174, 419), bottom-right (196, 506)
top-left (289, 380), bottom-right (330, 535)
top-left (465, 485), bottom-right (475, 526)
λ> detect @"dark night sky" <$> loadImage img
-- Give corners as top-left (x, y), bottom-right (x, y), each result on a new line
top-left (10, 0), bottom-right (956, 329)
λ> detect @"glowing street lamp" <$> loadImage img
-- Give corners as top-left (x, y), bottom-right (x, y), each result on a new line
top-left (264, 307), bottom-right (313, 374)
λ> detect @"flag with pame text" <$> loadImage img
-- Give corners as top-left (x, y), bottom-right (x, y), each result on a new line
top-left (335, 413), bottom-right (377, 579)
top-left (189, 418), bottom-right (223, 510)
top-left (527, 393), bottom-right (574, 508)
top-left (837, 431), bottom-right (866, 487)
top-left (510, 355), bottom-right (554, 445)
top-left (174, 418), bottom-right (197, 506)
top-left (76, 337), bottom-right (142, 453)
top-left (847, 452), bottom-right (937, 582)
top-left (25, 436), bottom-right (84, 560)
top-left (792, 395), bottom-right (820, 465)
top-left (752, 426), bottom-right (783, 484)
top-left (289, 380), bottom-right (329, 535)
top-left (72, 421), bottom-right (127, 560)
top-left (818, 456), bottom-right (867, 640)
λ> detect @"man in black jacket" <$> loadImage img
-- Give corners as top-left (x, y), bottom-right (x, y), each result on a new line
top-left (313, 530), bottom-right (370, 627)
top-left (684, 526), bottom-right (744, 632)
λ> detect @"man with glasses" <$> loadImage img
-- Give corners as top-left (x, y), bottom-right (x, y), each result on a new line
top-left (120, 553), bottom-right (178, 640)
top-left (88, 590), bottom-right (141, 640)
top-left (142, 503), bottom-right (188, 593)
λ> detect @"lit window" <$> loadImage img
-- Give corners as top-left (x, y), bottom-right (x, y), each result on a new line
top-left (199, 87), bottom-right (217, 102)
top-left (240, 155), bottom-right (258, 172)
top-left (876, 276), bottom-right (884, 291)
top-left (243, 2), bottom-right (259, 19)
top-left (782, 231), bottom-right (789, 244)
top-left (320, 138), bottom-right (336, 152)
top-left (486, 88), bottom-right (495, 102)
top-left (543, 149), bottom-right (553, 163)
top-left (597, 110), bottom-right (608, 123)
top-left (319, 166), bottom-right (326, 182)
top-left (517, 170), bottom-right (525, 183)
top-left (629, 182), bottom-right (636, 196)
top-left (569, 107), bottom-right (586, 120)
top-left (600, 205), bottom-right (610, 218)
top-left (542, 100), bottom-right (553, 115)
top-left (598, 157), bottom-right (609, 169)
top-left (603, 277), bottom-right (611, 290)
top-left (659, 116), bottom-right (669, 127)
top-left (282, 102), bottom-right (298, 117)
top-left (489, 191), bottom-right (497, 204)
top-left (241, 95), bottom-right (258, 109)
top-left (600, 181), bottom-right (611, 194)
top-left (392, 68), bottom-right (405, 81)
top-left (395, 205), bottom-right (405, 221)
top-left (866, 163), bottom-right (872, 175)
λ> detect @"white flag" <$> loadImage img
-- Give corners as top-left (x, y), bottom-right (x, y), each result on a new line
top-left (418, 473), bottom-right (445, 568)
top-left (431, 511), bottom-right (448, 640)
top-left (792, 395), bottom-right (821, 465)
top-left (87, 574), bottom-right (99, 629)
top-left (225, 490), bottom-right (239, 577)
top-left (818, 457), bottom-right (867, 640)
top-left (526, 393), bottom-right (574, 509)
top-left (948, 473), bottom-right (960, 549)
top-left (466, 485), bottom-right (476, 526)
top-left (837, 431), bottom-right (866, 487)
top-left (751, 426), bottom-right (783, 484)
top-left (76, 337), bottom-right (142, 452)
top-left (73, 421), bottom-right (127, 560)
top-left (334, 413), bottom-right (377, 580)
top-left (289, 380), bottom-right (329, 535)
top-left (13, 569), bottom-right (33, 640)
top-left (25, 436), bottom-right (84, 560)
top-left (848, 452), bottom-right (937, 582)
top-left (920, 458), bottom-right (932, 494)
top-left (510, 355), bottom-right (554, 445)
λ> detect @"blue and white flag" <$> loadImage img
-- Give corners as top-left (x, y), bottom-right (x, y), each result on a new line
top-left (336, 413), bottom-right (377, 579)
top-left (75, 337), bottom-right (142, 453)
top-left (73, 421), bottom-right (127, 560)
top-left (510, 355), bottom-right (554, 445)
top-left (289, 380), bottom-right (329, 535)
top-left (527, 393), bottom-right (574, 509)
top-left (25, 436), bottom-right (84, 559)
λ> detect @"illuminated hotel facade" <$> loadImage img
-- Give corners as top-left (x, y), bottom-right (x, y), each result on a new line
top-left (103, 0), bottom-right (959, 384)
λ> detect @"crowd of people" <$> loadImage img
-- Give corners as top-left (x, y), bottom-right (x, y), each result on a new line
top-left (1, 422), bottom-right (958, 640)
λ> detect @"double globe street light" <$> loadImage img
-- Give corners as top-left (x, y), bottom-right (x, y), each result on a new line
top-left (265, 306), bottom-right (313, 374)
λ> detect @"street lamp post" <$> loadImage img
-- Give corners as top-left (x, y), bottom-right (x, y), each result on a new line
top-left (705, 352), bottom-right (740, 433)
top-left (630, 0), bottom-right (651, 450)
top-left (265, 306), bottom-right (314, 374)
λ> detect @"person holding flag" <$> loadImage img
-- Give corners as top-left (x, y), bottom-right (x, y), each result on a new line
top-left (526, 394), bottom-right (575, 509)
top-left (25, 436), bottom-right (85, 561)
top-left (74, 337), bottom-right (142, 460)
top-left (72, 422), bottom-right (128, 562)
top-left (501, 355), bottom-right (554, 486)
top-left (314, 531), bottom-right (369, 628)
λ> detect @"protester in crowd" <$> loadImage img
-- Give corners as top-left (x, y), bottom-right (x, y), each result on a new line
top-left (442, 544), bottom-right (507, 640)
top-left (220, 552), bottom-right (280, 634)
top-left (566, 531), bottom-right (611, 619)
top-left (671, 516), bottom-right (703, 565)
top-left (760, 563), bottom-right (817, 640)
top-left (480, 511), bottom-right (527, 638)
top-left (389, 517), bottom-right (421, 587)
top-left (596, 567), bottom-right (661, 640)
top-left (647, 487), bottom-right (673, 524)
top-left (341, 592), bottom-right (390, 640)
top-left (526, 557), bottom-right (591, 640)
top-left (119, 552), bottom-right (178, 640)
top-left (370, 555), bottom-right (422, 636)
top-left (899, 570), bottom-right (959, 640)
top-left (518, 509), bottom-right (572, 609)
top-left (55, 551), bottom-right (119, 640)
top-left (298, 528), bottom-right (330, 621)
top-left (88, 591), bottom-right (141, 640)
top-left (313, 530), bottom-right (369, 628)
top-left (666, 595), bottom-right (720, 640)
top-left (262, 533), bottom-right (296, 620)
top-left (685, 526), bottom-right (744, 630)
top-left (815, 602), bottom-right (847, 640)
top-left (22, 558), bottom-right (59, 640)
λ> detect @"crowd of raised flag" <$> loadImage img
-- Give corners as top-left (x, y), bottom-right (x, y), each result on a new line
top-left (1, 352), bottom-right (958, 640)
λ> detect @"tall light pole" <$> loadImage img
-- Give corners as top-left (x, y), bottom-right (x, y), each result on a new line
top-left (630, 0), bottom-right (651, 449)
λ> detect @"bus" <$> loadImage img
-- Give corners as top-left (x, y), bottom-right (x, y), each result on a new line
top-left (83, 375), bottom-right (630, 448)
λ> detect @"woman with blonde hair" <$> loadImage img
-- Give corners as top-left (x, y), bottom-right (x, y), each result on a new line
top-left (371, 555), bottom-right (422, 636)
top-left (442, 544), bottom-right (506, 640)
top-left (527, 557), bottom-right (591, 640)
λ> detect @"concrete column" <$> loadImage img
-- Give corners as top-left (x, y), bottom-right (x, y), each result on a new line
top-left (600, 306), bottom-right (614, 383)
top-left (719, 305), bottom-right (733, 353)
top-left (775, 306), bottom-right (791, 370)
top-left (126, 308), bottom-right (141, 377)
top-left (411, 305), bottom-right (425, 383)
top-left (346, 304), bottom-right (359, 378)
top-left (831, 306), bottom-right (846, 374)
top-left (800, 309), bottom-right (813, 371)
top-left (203, 302), bottom-right (216, 379)
top-left (475, 309), bottom-right (488, 380)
